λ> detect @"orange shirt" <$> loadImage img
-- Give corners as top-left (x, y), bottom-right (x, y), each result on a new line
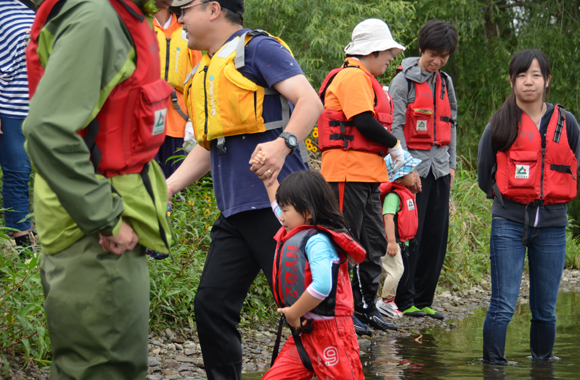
top-left (320, 58), bottom-right (389, 183)
top-left (154, 15), bottom-right (202, 138)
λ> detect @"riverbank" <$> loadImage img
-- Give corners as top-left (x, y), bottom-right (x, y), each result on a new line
top-left (4, 269), bottom-right (579, 380)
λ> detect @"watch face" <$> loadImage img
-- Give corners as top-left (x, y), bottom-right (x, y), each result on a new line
top-left (288, 136), bottom-right (298, 147)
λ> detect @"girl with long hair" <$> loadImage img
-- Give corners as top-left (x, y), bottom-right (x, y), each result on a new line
top-left (253, 164), bottom-right (365, 379)
top-left (477, 49), bottom-right (580, 364)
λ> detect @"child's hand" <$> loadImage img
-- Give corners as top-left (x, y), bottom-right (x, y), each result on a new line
top-left (250, 150), bottom-right (266, 166)
top-left (278, 307), bottom-right (301, 329)
top-left (386, 242), bottom-right (399, 257)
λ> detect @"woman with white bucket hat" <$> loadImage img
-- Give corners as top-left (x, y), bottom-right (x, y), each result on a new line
top-left (317, 18), bottom-right (406, 336)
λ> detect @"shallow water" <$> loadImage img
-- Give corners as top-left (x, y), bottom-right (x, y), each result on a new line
top-left (245, 292), bottom-right (580, 379)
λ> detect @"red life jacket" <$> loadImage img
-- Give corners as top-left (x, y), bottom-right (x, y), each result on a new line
top-left (317, 62), bottom-right (393, 156)
top-left (495, 105), bottom-right (577, 205)
top-left (27, 0), bottom-right (174, 177)
top-left (398, 65), bottom-right (453, 150)
top-left (379, 182), bottom-right (418, 243)
top-left (272, 225), bottom-right (366, 317)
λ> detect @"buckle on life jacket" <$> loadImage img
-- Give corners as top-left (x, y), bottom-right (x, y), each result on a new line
top-left (217, 137), bottom-right (227, 156)
top-left (329, 133), bottom-right (354, 148)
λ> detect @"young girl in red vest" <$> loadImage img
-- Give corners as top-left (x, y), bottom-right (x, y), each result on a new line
top-left (376, 151), bottom-right (421, 320)
top-left (478, 49), bottom-right (580, 364)
top-left (253, 164), bottom-right (365, 379)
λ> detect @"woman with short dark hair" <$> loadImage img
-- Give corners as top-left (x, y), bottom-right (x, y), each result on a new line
top-left (477, 49), bottom-right (580, 364)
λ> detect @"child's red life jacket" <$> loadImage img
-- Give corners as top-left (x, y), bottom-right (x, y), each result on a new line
top-left (379, 182), bottom-right (418, 243)
top-left (495, 105), bottom-right (577, 205)
top-left (27, 0), bottom-right (174, 177)
top-left (272, 225), bottom-right (366, 317)
top-left (398, 65), bottom-right (453, 150)
top-left (317, 62), bottom-right (393, 156)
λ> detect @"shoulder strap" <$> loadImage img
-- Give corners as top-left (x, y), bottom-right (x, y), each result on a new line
top-left (553, 104), bottom-right (566, 143)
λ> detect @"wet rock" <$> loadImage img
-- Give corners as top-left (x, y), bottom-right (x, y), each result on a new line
top-left (147, 375), bottom-right (162, 380)
top-left (358, 338), bottom-right (372, 348)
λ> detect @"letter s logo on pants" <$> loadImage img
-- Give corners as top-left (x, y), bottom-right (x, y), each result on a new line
top-left (323, 346), bottom-right (339, 367)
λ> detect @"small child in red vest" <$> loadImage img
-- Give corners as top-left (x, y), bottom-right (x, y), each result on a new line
top-left (376, 151), bottom-right (421, 319)
top-left (251, 152), bottom-right (364, 379)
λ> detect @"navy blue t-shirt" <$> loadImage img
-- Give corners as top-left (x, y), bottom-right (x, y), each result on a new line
top-left (209, 29), bottom-right (309, 217)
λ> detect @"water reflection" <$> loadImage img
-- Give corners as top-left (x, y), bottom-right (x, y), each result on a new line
top-left (243, 292), bottom-right (579, 379)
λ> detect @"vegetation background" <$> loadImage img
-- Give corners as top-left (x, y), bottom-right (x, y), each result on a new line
top-left (2, 0), bottom-right (580, 371)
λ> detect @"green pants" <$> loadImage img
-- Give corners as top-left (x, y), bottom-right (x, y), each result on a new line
top-left (40, 235), bottom-right (149, 380)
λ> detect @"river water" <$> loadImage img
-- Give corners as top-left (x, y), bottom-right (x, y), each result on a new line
top-left (246, 292), bottom-right (580, 379)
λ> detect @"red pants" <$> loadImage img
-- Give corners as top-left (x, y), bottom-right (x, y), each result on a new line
top-left (263, 316), bottom-right (363, 380)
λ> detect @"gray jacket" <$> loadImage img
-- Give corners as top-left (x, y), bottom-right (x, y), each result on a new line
top-left (389, 57), bottom-right (457, 179)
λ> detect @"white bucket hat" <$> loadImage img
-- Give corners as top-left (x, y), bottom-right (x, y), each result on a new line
top-left (344, 19), bottom-right (405, 56)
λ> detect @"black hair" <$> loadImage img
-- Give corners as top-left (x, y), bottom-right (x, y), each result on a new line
top-left (346, 51), bottom-right (380, 59)
top-left (276, 170), bottom-right (349, 231)
top-left (201, 0), bottom-right (244, 25)
top-left (490, 49), bottom-right (551, 152)
top-left (418, 19), bottom-right (458, 56)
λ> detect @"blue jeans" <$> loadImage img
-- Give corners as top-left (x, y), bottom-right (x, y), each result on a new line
top-left (483, 215), bottom-right (565, 364)
top-left (0, 115), bottom-right (31, 231)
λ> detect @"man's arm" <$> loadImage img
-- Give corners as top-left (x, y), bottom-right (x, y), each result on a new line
top-left (250, 74), bottom-right (323, 184)
top-left (166, 144), bottom-right (211, 198)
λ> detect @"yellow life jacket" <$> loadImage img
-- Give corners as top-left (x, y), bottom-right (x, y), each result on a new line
top-left (183, 30), bottom-right (295, 152)
top-left (155, 22), bottom-right (192, 121)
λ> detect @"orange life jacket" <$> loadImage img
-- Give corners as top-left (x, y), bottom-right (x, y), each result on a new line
top-left (379, 182), bottom-right (419, 243)
top-left (27, 0), bottom-right (174, 177)
top-left (272, 225), bottom-right (366, 317)
top-left (317, 62), bottom-right (393, 156)
top-left (495, 105), bottom-right (577, 206)
top-left (399, 66), bottom-right (453, 150)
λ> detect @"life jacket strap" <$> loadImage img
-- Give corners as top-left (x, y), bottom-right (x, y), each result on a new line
top-left (550, 164), bottom-right (575, 179)
top-left (553, 105), bottom-right (566, 143)
top-left (270, 314), bottom-right (285, 367)
top-left (440, 116), bottom-right (456, 126)
top-left (522, 199), bottom-right (544, 246)
top-left (170, 90), bottom-right (189, 121)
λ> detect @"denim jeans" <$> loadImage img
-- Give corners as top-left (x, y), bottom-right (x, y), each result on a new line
top-left (483, 215), bottom-right (566, 364)
top-left (0, 115), bottom-right (31, 231)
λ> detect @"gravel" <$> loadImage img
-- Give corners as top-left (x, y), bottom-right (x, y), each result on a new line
top-left (3, 269), bottom-right (580, 379)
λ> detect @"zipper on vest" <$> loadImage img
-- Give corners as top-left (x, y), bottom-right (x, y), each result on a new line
top-left (165, 38), bottom-right (171, 81)
top-left (203, 66), bottom-right (209, 135)
top-left (433, 74), bottom-right (437, 144)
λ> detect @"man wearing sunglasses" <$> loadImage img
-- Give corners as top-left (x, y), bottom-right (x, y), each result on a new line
top-left (166, 0), bottom-right (323, 378)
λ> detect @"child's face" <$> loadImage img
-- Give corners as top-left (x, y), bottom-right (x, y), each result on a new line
top-left (279, 204), bottom-right (311, 232)
top-left (395, 171), bottom-right (416, 187)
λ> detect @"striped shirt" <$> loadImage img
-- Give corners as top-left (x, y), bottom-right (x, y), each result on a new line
top-left (0, 1), bottom-right (35, 118)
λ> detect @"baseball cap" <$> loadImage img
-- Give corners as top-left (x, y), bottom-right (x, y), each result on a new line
top-left (171, 0), bottom-right (244, 14)
top-left (344, 18), bottom-right (405, 57)
top-left (385, 151), bottom-right (422, 182)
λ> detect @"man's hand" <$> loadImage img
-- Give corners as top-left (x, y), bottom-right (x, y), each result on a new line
top-left (449, 168), bottom-right (455, 189)
top-left (250, 139), bottom-right (290, 185)
top-left (99, 221), bottom-right (139, 255)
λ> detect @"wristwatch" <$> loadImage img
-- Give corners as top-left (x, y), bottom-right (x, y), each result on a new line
top-left (279, 132), bottom-right (299, 155)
